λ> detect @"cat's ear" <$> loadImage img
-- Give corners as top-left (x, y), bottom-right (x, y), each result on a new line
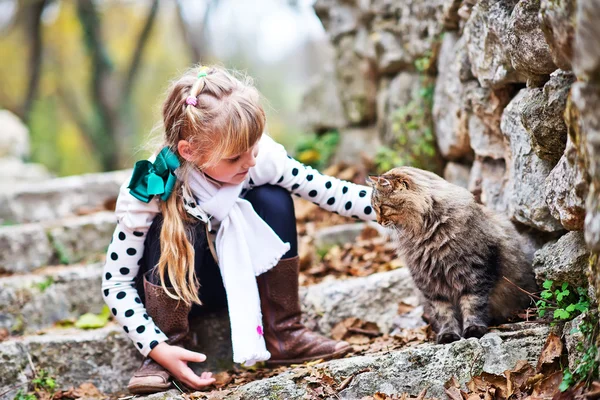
top-left (366, 175), bottom-right (392, 188)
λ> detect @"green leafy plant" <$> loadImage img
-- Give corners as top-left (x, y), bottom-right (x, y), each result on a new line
top-left (294, 130), bottom-right (340, 171)
top-left (31, 369), bottom-right (56, 393)
top-left (373, 146), bottom-right (406, 174)
top-left (536, 280), bottom-right (590, 321)
top-left (535, 279), bottom-right (598, 392)
top-left (13, 390), bottom-right (36, 400)
top-left (559, 313), bottom-right (598, 392)
top-left (13, 369), bottom-right (58, 400)
top-left (34, 276), bottom-right (54, 292)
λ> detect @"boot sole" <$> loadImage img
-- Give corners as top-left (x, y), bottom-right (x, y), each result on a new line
top-left (266, 345), bottom-right (353, 366)
top-left (127, 382), bottom-right (172, 395)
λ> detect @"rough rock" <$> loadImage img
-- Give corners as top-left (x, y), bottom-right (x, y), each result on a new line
top-left (377, 72), bottom-right (442, 171)
top-left (0, 212), bottom-right (116, 274)
top-left (464, 0), bottom-right (524, 88)
top-left (540, 0), bottom-right (575, 71)
top-left (501, 89), bottom-right (564, 232)
top-left (0, 169), bottom-right (130, 224)
top-left (0, 325), bottom-right (143, 398)
top-left (313, 222), bottom-right (388, 249)
top-left (467, 85), bottom-right (513, 159)
top-left (0, 223), bottom-right (54, 274)
top-left (533, 231), bottom-right (590, 288)
top-left (468, 156), bottom-right (509, 213)
top-left (0, 157), bottom-right (52, 186)
top-left (314, 0), bottom-right (368, 44)
top-left (515, 225), bottom-right (560, 266)
top-left (507, 0), bottom-right (557, 85)
top-left (369, 0), bottom-right (446, 74)
top-left (571, 83), bottom-right (600, 252)
top-left (46, 212), bottom-right (116, 266)
top-left (545, 138), bottom-right (587, 231)
top-left (301, 268), bottom-right (416, 335)
top-left (573, 0), bottom-right (600, 80)
top-left (442, 0), bottom-right (462, 30)
top-left (0, 261), bottom-right (415, 343)
top-left (564, 313), bottom-right (586, 373)
top-left (335, 35), bottom-right (378, 125)
top-left (521, 70), bottom-right (574, 164)
top-left (142, 323), bottom-right (549, 399)
top-left (432, 33), bottom-right (475, 161)
top-left (333, 126), bottom-right (381, 164)
top-left (0, 110), bottom-right (30, 159)
top-left (300, 61), bottom-right (347, 133)
top-left (0, 264), bottom-right (105, 334)
top-left (443, 162), bottom-right (471, 189)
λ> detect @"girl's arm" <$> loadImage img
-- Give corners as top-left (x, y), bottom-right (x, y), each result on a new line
top-left (249, 135), bottom-right (376, 222)
top-left (102, 180), bottom-right (168, 357)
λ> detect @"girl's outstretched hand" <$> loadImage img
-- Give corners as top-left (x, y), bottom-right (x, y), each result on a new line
top-left (149, 342), bottom-right (216, 389)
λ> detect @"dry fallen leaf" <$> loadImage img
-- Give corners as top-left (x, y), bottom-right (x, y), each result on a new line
top-left (331, 317), bottom-right (381, 341)
top-left (0, 328), bottom-right (9, 342)
top-left (536, 332), bottom-right (563, 374)
top-left (397, 302), bottom-right (415, 315)
top-left (505, 360), bottom-right (536, 397)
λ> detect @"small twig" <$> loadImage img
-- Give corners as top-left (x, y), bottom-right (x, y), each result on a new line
top-left (347, 327), bottom-right (382, 337)
top-left (25, 350), bottom-right (37, 377)
top-left (502, 276), bottom-right (558, 307)
top-left (172, 380), bottom-right (185, 394)
top-left (337, 375), bottom-right (354, 391)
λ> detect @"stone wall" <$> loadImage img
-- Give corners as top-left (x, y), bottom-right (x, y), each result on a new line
top-left (302, 0), bottom-right (600, 300)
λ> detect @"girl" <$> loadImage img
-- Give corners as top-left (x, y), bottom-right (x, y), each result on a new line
top-left (102, 65), bottom-right (375, 395)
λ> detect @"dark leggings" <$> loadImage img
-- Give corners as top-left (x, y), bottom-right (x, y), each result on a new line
top-left (137, 185), bottom-right (298, 316)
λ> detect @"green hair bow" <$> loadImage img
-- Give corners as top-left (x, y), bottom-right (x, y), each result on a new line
top-left (128, 146), bottom-right (181, 203)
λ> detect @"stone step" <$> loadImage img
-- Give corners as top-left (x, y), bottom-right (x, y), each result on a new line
top-left (0, 263), bottom-right (106, 334)
top-left (0, 169), bottom-right (130, 224)
top-left (0, 256), bottom-right (414, 337)
top-left (0, 268), bottom-right (416, 396)
top-left (136, 322), bottom-right (551, 400)
top-left (0, 211), bottom-right (116, 274)
top-left (0, 314), bottom-right (234, 399)
top-left (0, 324), bottom-right (143, 399)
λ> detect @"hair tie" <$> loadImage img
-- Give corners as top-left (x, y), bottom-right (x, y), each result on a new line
top-left (185, 96), bottom-right (197, 106)
top-left (197, 66), bottom-right (209, 78)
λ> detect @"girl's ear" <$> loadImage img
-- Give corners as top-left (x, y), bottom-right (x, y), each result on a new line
top-left (177, 140), bottom-right (196, 162)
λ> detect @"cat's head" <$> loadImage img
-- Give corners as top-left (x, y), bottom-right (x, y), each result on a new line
top-left (366, 167), bottom-right (437, 230)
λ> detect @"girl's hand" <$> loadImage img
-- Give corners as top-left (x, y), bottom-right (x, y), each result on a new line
top-left (149, 342), bottom-right (216, 389)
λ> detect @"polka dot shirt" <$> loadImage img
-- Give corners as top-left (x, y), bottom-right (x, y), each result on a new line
top-left (102, 134), bottom-right (375, 356)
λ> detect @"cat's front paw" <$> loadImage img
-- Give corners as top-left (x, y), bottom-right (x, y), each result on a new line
top-left (463, 325), bottom-right (488, 339)
top-left (436, 332), bottom-right (461, 344)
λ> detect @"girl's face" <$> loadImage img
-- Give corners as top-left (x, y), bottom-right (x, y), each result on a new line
top-left (201, 142), bottom-right (260, 185)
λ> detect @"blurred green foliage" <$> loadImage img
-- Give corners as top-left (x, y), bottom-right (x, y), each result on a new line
top-left (373, 52), bottom-right (442, 175)
top-left (0, 1), bottom-right (310, 176)
top-left (294, 130), bottom-right (340, 170)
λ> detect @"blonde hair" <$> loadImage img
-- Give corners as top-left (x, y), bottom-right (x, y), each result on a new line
top-left (156, 65), bottom-right (265, 305)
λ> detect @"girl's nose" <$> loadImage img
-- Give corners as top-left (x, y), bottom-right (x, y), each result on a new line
top-left (244, 153), bottom-right (257, 169)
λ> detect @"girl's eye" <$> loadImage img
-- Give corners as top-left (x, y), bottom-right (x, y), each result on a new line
top-left (228, 156), bottom-right (241, 163)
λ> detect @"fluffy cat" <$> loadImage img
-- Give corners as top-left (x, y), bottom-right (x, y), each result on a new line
top-left (367, 166), bottom-right (537, 343)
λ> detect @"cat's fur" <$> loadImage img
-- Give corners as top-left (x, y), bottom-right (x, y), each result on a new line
top-left (367, 166), bottom-right (537, 343)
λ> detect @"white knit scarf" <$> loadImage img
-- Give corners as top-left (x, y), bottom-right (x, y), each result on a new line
top-left (184, 169), bottom-right (290, 366)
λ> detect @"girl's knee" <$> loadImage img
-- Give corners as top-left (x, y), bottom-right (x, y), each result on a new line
top-left (245, 185), bottom-right (294, 217)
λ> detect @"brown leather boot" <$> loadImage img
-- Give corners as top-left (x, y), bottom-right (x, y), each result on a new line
top-left (257, 256), bottom-right (351, 365)
top-left (127, 276), bottom-right (192, 394)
